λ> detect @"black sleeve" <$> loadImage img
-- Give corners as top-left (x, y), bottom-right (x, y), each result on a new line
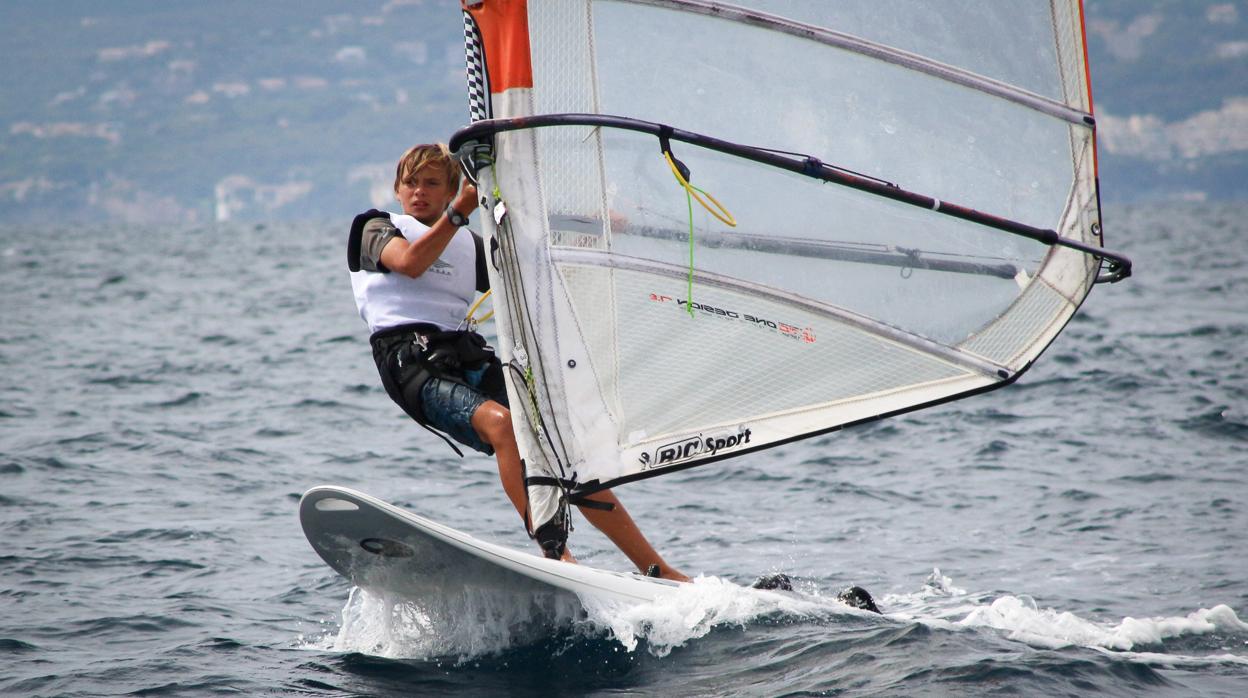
top-left (473, 231), bottom-right (489, 292)
top-left (347, 209), bottom-right (393, 272)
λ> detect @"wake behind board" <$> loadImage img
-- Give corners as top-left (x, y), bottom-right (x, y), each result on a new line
top-left (299, 485), bottom-right (682, 606)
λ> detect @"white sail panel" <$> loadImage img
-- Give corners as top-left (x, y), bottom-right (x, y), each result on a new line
top-left (556, 260), bottom-right (991, 467)
top-left (458, 0), bottom-right (1116, 494)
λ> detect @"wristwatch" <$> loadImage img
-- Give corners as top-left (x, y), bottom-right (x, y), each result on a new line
top-left (446, 206), bottom-right (470, 227)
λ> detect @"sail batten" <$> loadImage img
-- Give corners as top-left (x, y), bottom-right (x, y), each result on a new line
top-left (552, 249), bottom-right (1011, 380)
top-left (623, 0), bottom-right (1093, 125)
top-left (457, 0), bottom-right (1128, 509)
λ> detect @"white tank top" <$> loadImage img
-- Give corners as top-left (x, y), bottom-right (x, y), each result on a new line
top-left (350, 213), bottom-right (477, 334)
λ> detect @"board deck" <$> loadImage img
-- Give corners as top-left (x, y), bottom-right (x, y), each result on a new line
top-left (299, 485), bottom-right (682, 605)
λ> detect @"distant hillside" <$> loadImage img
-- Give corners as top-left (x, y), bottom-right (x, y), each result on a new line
top-left (1, 0), bottom-right (469, 225)
top-left (0, 0), bottom-right (1243, 225)
top-left (1086, 0), bottom-right (1248, 203)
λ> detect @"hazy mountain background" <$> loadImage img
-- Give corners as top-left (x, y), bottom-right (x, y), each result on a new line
top-left (1, 0), bottom-right (1244, 225)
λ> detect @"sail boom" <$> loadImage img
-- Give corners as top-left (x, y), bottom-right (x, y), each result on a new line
top-left (451, 113), bottom-right (1132, 282)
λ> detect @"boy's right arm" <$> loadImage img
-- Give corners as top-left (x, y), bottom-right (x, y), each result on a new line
top-left (381, 184), bottom-right (479, 278)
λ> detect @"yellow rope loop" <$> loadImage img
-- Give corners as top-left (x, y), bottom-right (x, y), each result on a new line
top-left (664, 151), bottom-right (737, 227)
top-left (465, 289), bottom-right (493, 327)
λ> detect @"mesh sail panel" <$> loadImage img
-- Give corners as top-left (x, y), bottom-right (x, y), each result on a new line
top-left (527, 0), bottom-right (608, 237)
top-left (958, 278), bottom-right (1070, 367)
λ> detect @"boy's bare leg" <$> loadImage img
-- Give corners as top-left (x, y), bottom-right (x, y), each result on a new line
top-left (575, 490), bottom-right (690, 582)
top-left (472, 401), bottom-right (528, 524)
top-left (473, 402), bottom-right (687, 581)
top-left (474, 401), bottom-right (577, 564)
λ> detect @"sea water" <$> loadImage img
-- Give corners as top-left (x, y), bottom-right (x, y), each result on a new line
top-left (1, 202), bottom-right (1245, 696)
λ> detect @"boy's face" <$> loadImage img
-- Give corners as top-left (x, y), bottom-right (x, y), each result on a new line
top-left (396, 165), bottom-right (456, 225)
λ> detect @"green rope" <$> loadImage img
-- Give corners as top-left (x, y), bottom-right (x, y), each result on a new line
top-left (664, 151), bottom-right (735, 319)
top-left (683, 185), bottom-right (696, 317)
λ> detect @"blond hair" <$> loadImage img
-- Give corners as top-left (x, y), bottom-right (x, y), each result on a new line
top-left (393, 143), bottom-right (459, 193)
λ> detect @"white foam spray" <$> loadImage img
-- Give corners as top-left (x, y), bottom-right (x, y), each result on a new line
top-left (321, 585), bottom-right (585, 661)
top-left (893, 568), bottom-right (1248, 664)
top-left (578, 575), bottom-right (865, 657)
top-left (307, 568), bottom-right (1248, 666)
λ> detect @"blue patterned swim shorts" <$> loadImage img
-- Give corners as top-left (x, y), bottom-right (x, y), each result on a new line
top-left (419, 366), bottom-right (493, 454)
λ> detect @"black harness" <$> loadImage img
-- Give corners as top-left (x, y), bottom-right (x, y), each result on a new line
top-left (370, 324), bottom-right (506, 457)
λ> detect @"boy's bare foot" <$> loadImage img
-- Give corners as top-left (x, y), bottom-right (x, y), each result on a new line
top-left (664, 569), bottom-right (692, 583)
top-left (645, 563), bottom-right (691, 583)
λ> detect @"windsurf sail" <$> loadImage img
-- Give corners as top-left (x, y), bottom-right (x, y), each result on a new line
top-left (452, 0), bottom-right (1130, 529)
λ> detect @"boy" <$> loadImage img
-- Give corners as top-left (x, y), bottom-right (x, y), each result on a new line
top-left (347, 144), bottom-right (688, 581)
